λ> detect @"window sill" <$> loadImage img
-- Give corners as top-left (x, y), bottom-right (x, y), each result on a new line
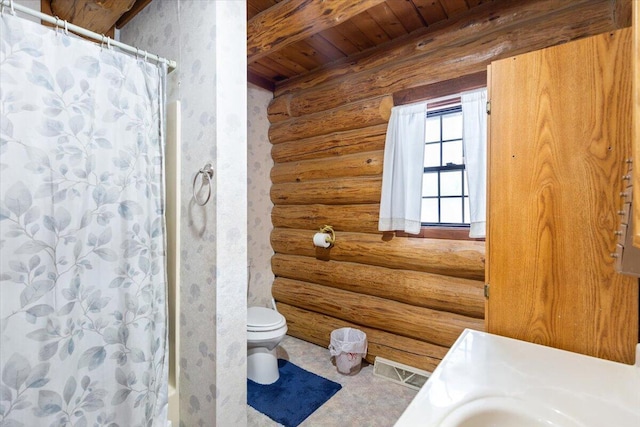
top-left (396, 227), bottom-right (485, 241)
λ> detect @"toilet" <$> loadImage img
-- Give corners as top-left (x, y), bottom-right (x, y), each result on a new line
top-left (247, 306), bottom-right (287, 384)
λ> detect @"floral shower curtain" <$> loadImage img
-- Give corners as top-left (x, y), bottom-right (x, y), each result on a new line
top-left (0, 12), bottom-right (168, 427)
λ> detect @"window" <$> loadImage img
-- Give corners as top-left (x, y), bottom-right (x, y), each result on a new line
top-left (421, 104), bottom-right (469, 226)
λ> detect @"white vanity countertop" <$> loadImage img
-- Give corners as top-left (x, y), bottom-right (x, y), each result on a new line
top-left (394, 329), bottom-right (640, 427)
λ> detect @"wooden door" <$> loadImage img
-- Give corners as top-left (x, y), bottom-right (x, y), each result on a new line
top-left (634, 0), bottom-right (640, 248)
top-left (487, 28), bottom-right (638, 364)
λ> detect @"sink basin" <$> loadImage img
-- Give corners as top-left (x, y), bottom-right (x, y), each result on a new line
top-left (439, 396), bottom-right (583, 427)
top-left (394, 330), bottom-right (640, 427)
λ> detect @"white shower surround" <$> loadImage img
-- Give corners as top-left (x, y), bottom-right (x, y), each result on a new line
top-left (120, 1), bottom-right (248, 425)
top-left (248, 84), bottom-right (275, 309)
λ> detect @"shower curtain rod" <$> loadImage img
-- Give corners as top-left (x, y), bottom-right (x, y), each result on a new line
top-left (0, 0), bottom-right (177, 70)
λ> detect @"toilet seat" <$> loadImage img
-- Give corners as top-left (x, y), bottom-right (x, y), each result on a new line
top-left (247, 306), bottom-right (287, 384)
top-left (247, 307), bottom-right (286, 332)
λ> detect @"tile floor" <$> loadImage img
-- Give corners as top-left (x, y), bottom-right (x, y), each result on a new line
top-left (247, 335), bottom-right (419, 427)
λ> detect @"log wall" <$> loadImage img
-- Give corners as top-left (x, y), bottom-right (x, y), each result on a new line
top-left (268, 0), bottom-right (624, 372)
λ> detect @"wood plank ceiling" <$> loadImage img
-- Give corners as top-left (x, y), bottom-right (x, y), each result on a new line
top-left (37, 0), bottom-right (631, 94)
top-left (38, 0), bottom-right (494, 92)
top-left (247, 0), bottom-right (495, 91)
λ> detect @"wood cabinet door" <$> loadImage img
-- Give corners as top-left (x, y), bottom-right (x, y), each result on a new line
top-left (634, 0), bottom-right (640, 248)
top-left (486, 28), bottom-right (638, 364)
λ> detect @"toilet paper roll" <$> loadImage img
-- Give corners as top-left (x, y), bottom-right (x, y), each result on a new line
top-left (313, 232), bottom-right (331, 248)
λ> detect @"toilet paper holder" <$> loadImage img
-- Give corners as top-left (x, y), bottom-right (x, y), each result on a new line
top-left (315, 225), bottom-right (336, 247)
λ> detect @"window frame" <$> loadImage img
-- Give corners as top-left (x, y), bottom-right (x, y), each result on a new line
top-left (392, 71), bottom-right (487, 240)
top-left (421, 104), bottom-right (469, 228)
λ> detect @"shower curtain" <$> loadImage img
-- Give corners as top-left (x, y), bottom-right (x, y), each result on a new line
top-left (0, 12), bottom-right (167, 427)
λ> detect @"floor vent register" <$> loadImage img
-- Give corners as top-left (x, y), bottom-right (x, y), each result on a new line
top-left (372, 357), bottom-right (431, 391)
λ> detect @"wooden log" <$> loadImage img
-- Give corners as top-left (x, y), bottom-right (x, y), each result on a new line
top-left (270, 0), bottom-right (615, 118)
top-left (271, 124), bottom-right (386, 163)
top-left (50, 0), bottom-right (136, 34)
top-left (614, 0), bottom-right (632, 28)
top-left (268, 96), bottom-right (393, 144)
top-left (270, 228), bottom-right (486, 280)
top-left (278, 303), bottom-right (447, 372)
top-left (366, 341), bottom-right (437, 374)
top-left (271, 151), bottom-right (383, 184)
top-left (272, 253), bottom-right (485, 318)
top-left (247, 0), bottom-right (386, 63)
top-left (273, 278), bottom-right (484, 347)
top-left (267, 94), bottom-right (292, 123)
top-left (394, 71), bottom-right (487, 106)
top-left (271, 204), bottom-right (380, 233)
top-left (271, 177), bottom-right (381, 205)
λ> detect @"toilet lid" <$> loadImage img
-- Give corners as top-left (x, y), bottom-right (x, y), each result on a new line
top-left (248, 307), bottom-right (286, 331)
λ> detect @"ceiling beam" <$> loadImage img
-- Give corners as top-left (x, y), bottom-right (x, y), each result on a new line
top-left (48, 0), bottom-right (136, 34)
top-left (248, 0), bottom-right (386, 64)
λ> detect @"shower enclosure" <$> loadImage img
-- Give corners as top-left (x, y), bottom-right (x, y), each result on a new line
top-left (0, 9), bottom-right (170, 426)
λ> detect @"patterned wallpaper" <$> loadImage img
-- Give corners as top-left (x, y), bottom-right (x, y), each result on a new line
top-left (13, 0), bottom-right (41, 23)
top-left (120, 1), bottom-right (248, 426)
top-left (248, 84), bottom-right (275, 309)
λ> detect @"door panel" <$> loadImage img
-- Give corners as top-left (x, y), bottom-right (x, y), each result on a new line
top-left (487, 29), bottom-right (638, 364)
top-left (634, 1), bottom-right (640, 248)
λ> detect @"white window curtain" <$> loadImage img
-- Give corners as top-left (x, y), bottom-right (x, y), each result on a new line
top-left (378, 101), bottom-right (428, 235)
top-left (461, 88), bottom-right (488, 238)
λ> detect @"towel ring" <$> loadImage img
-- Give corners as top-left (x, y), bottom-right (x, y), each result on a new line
top-left (193, 163), bottom-right (214, 206)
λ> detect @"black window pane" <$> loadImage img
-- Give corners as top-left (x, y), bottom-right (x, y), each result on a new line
top-left (422, 173), bottom-right (438, 197)
top-left (442, 111), bottom-right (462, 140)
top-left (422, 104), bottom-right (468, 226)
top-left (440, 170), bottom-right (462, 196)
top-left (464, 197), bottom-right (470, 224)
top-left (425, 116), bottom-right (440, 143)
top-left (441, 197), bottom-right (463, 223)
top-left (421, 198), bottom-right (438, 223)
top-left (424, 143), bottom-right (440, 168)
top-left (442, 139), bottom-right (463, 165)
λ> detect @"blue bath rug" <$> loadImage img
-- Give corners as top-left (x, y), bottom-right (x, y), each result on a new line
top-left (248, 359), bottom-right (342, 427)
